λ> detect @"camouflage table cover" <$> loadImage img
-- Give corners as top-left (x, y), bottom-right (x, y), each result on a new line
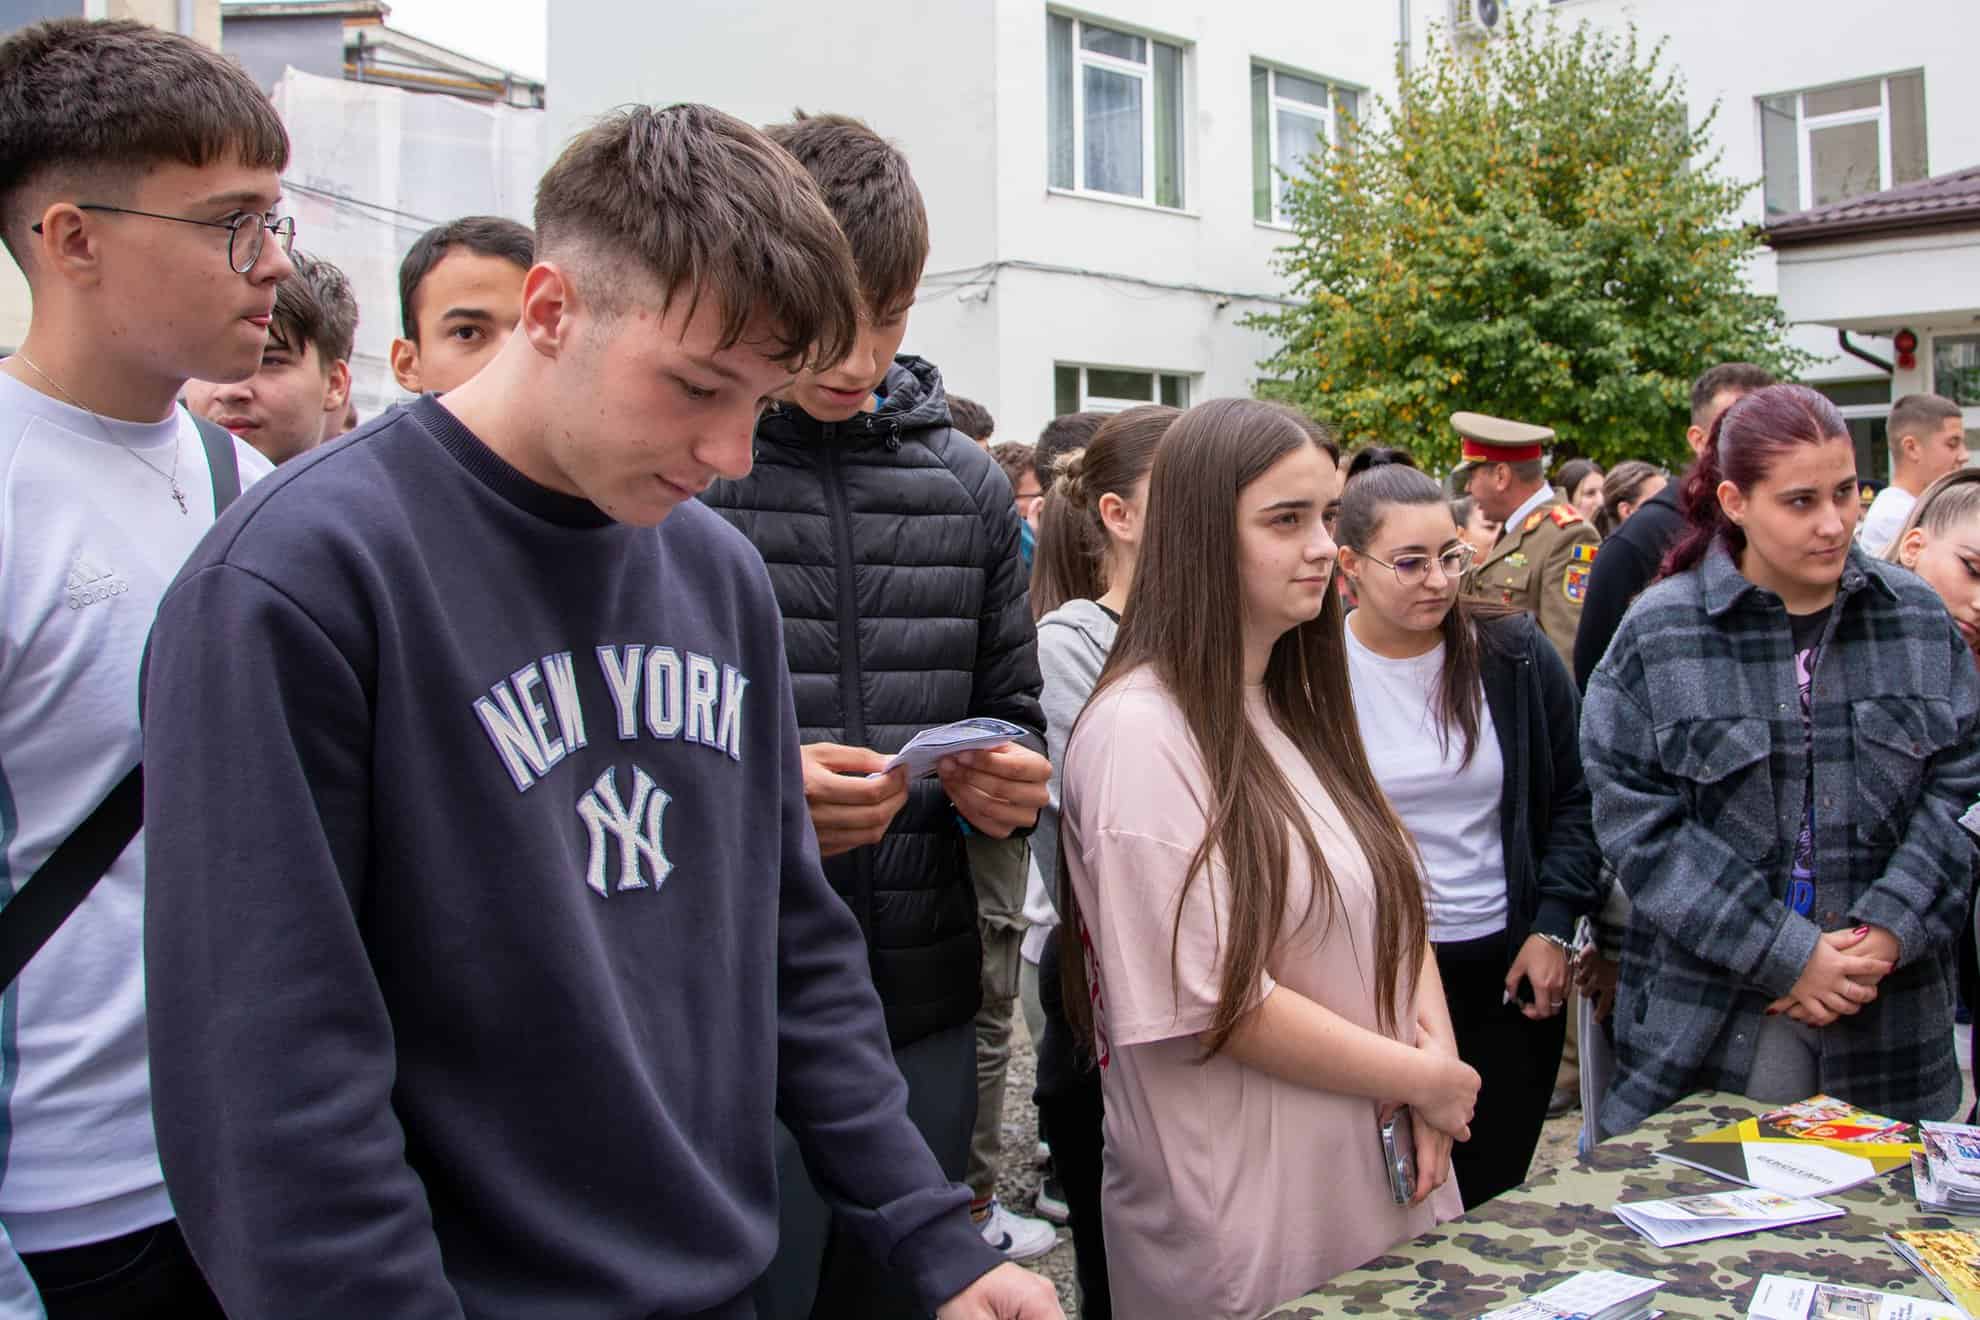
top-left (1261, 1092), bottom-right (1955, 1318)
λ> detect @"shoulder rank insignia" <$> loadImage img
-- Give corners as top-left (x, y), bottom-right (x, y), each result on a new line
top-left (1569, 542), bottom-right (1599, 565)
top-left (1564, 563), bottom-right (1590, 603)
top-left (1549, 503), bottom-right (1583, 528)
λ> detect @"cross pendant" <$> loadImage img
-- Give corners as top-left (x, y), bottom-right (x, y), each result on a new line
top-left (171, 483), bottom-right (188, 515)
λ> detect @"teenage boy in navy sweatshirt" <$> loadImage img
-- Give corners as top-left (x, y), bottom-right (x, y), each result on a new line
top-left (139, 103), bottom-right (1062, 1320)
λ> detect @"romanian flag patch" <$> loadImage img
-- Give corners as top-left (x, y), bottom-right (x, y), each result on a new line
top-left (1570, 542), bottom-right (1599, 565)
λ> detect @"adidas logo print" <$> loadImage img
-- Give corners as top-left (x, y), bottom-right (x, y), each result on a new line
top-left (65, 552), bottom-right (128, 610)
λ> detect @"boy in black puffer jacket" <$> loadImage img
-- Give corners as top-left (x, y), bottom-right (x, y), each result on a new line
top-left (703, 112), bottom-right (1051, 1319)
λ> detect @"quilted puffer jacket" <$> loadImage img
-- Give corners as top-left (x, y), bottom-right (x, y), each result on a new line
top-left (703, 356), bottom-right (1044, 1047)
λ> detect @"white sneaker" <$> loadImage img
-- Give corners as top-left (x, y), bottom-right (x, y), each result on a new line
top-left (977, 1198), bottom-right (1058, 1261)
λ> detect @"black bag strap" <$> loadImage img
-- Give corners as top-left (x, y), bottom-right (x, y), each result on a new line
top-left (0, 415), bottom-right (243, 989)
top-left (0, 769), bottom-right (144, 990)
top-left (193, 414), bottom-right (242, 512)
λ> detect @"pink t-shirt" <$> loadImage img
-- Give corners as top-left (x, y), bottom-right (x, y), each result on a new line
top-left (1063, 669), bottom-right (1460, 1320)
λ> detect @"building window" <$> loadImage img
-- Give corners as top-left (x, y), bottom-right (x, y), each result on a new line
top-left (1047, 13), bottom-right (1186, 209)
top-left (1759, 71), bottom-right (1927, 217)
top-left (1251, 64), bottom-right (1357, 225)
top-left (1936, 334), bottom-right (1980, 408)
top-left (1055, 364), bottom-right (1191, 416)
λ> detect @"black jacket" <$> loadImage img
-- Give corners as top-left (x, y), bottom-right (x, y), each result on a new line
top-left (1480, 611), bottom-right (1602, 954)
top-left (1572, 480), bottom-right (1684, 691)
top-left (703, 357), bottom-right (1045, 1047)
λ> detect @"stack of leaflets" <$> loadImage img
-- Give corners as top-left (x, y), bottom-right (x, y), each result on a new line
top-left (1886, 1229), bottom-right (1980, 1316)
top-left (1479, 1270), bottom-right (1661, 1320)
top-left (871, 718), bottom-right (1027, 780)
top-left (1917, 1124), bottom-right (1980, 1215)
top-left (1746, 1274), bottom-right (1965, 1319)
top-left (1660, 1095), bottom-right (1921, 1197)
top-left (1613, 1189), bottom-right (1842, 1247)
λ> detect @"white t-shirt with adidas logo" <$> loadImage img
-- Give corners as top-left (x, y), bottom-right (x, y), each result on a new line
top-left (0, 371), bottom-right (269, 1253)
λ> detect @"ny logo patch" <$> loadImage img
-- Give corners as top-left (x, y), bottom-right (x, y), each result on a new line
top-left (575, 765), bottom-right (673, 897)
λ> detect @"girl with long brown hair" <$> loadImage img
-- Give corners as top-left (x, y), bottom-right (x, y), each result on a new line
top-left (1059, 399), bottom-right (1477, 1318)
top-left (1335, 460), bottom-right (1601, 1208)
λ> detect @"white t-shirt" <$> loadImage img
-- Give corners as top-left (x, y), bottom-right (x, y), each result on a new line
top-left (1344, 624), bottom-right (1509, 943)
top-left (1856, 484), bottom-right (1917, 558)
top-left (0, 371), bottom-right (269, 1251)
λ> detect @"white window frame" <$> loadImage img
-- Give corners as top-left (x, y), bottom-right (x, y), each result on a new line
top-left (1054, 15), bottom-right (1185, 210)
top-left (1797, 82), bottom-right (1890, 212)
top-left (1765, 73), bottom-right (1920, 213)
top-left (1261, 65), bottom-right (1335, 228)
top-left (1057, 363), bottom-right (1191, 415)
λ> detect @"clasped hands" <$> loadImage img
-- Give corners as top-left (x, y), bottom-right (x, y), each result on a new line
top-left (1382, 1010), bottom-right (1480, 1208)
top-left (1765, 924), bottom-right (1898, 1026)
top-left (799, 740), bottom-right (1050, 857)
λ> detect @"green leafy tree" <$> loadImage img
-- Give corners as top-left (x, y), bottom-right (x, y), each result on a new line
top-left (1252, 13), bottom-right (1810, 471)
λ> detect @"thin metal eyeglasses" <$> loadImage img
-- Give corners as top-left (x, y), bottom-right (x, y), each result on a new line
top-left (1360, 543), bottom-right (1478, 587)
top-left (31, 205), bottom-right (295, 274)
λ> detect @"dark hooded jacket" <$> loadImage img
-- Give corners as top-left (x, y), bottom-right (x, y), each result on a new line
top-left (704, 356), bottom-right (1044, 1047)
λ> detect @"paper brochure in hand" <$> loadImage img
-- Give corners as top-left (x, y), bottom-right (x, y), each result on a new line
top-left (871, 718), bottom-right (1028, 780)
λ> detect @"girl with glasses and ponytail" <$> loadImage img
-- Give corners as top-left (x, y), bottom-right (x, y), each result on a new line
top-left (1059, 399), bottom-right (1476, 1319)
top-left (1335, 457), bottom-right (1602, 1208)
top-left (1584, 384), bottom-right (1980, 1141)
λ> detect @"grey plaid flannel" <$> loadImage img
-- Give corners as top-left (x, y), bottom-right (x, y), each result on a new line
top-left (1583, 544), bottom-right (1980, 1136)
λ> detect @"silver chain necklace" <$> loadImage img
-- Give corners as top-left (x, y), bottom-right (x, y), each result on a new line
top-left (10, 352), bottom-right (188, 514)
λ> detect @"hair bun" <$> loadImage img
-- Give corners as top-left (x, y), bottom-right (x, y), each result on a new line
top-left (1053, 446), bottom-right (1092, 506)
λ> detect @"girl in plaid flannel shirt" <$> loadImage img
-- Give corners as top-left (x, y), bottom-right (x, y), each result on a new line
top-left (1583, 385), bottom-right (1980, 1139)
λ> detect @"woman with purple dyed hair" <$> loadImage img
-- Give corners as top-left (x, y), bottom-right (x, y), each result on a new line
top-left (1582, 384), bottom-right (1980, 1139)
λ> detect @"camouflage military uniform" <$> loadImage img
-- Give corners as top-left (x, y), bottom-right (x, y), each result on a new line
top-left (1466, 497), bottom-right (1602, 667)
top-left (1263, 1092), bottom-right (1951, 1318)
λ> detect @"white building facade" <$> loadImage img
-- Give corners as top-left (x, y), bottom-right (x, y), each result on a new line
top-left (549, 0), bottom-right (1413, 445)
top-left (551, 0), bottom-right (1979, 458)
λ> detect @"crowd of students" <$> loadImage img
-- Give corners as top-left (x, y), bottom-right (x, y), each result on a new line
top-left (4, 15), bottom-right (1980, 1320)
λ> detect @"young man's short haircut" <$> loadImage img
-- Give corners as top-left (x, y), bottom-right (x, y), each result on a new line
top-left (395, 216), bottom-right (535, 339)
top-left (1034, 411), bottom-right (1106, 486)
top-left (1891, 391), bottom-right (1965, 442)
top-left (273, 250), bottom-right (359, 367)
top-left (535, 104), bottom-right (860, 370)
top-left (763, 111), bottom-right (929, 318)
top-left (0, 18), bottom-right (287, 263)
top-left (1688, 362), bottom-right (1777, 425)
top-left (949, 394), bottom-right (994, 443)
top-left (989, 440), bottom-right (1032, 493)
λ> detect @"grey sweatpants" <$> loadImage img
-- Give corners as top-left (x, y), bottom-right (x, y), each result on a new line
top-left (965, 833), bottom-right (1030, 1202)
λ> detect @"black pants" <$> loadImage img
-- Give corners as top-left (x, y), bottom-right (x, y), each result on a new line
top-left (1435, 929), bottom-right (1567, 1210)
top-left (752, 1021), bottom-right (976, 1320)
top-left (1038, 1076), bottom-right (1108, 1320)
top-left (21, 1220), bottom-right (224, 1320)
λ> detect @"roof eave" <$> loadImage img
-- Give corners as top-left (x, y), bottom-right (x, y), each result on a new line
top-left (1765, 207), bottom-right (1980, 250)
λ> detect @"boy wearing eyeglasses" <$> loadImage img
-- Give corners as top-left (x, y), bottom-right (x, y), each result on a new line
top-left (0, 18), bottom-right (289, 1315)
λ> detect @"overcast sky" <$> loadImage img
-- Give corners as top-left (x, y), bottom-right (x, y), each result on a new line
top-left (383, 0), bottom-right (547, 81)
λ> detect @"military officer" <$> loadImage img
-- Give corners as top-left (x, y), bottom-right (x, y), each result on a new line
top-left (1454, 412), bottom-right (1601, 666)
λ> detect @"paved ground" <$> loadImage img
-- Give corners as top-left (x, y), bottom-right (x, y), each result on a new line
top-left (988, 1016), bottom-right (1978, 1315)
